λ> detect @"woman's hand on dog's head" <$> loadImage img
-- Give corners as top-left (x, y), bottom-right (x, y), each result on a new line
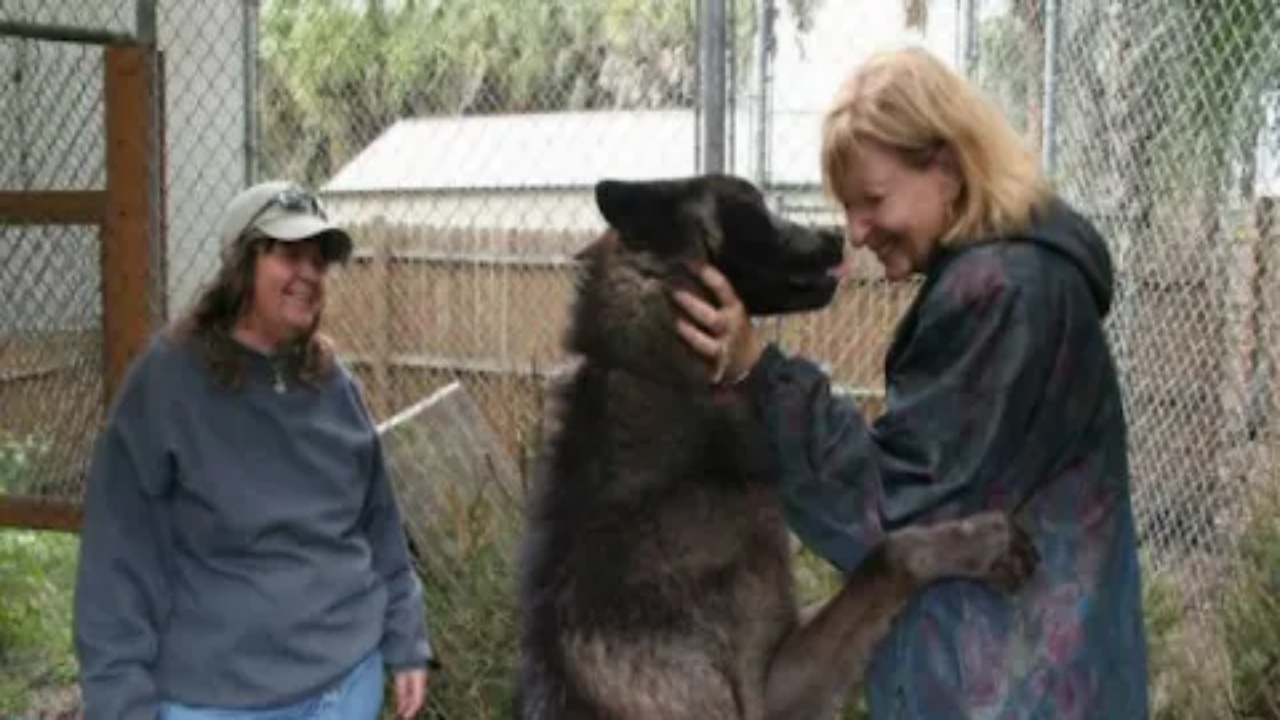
top-left (672, 264), bottom-right (764, 386)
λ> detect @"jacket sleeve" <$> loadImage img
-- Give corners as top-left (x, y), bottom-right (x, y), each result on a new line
top-left (73, 346), bottom-right (173, 720)
top-left (744, 281), bottom-right (1045, 574)
top-left (351, 383), bottom-right (437, 672)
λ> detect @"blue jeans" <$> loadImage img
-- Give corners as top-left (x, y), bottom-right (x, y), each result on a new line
top-left (159, 649), bottom-right (384, 720)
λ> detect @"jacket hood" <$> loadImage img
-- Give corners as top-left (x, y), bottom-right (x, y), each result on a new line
top-left (1020, 196), bottom-right (1116, 317)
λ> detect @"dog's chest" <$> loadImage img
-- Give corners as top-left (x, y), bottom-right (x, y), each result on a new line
top-left (643, 479), bottom-right (793, 601)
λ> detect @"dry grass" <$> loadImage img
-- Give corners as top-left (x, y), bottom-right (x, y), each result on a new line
top-left (1145, 471), bottom-right (1280, 720)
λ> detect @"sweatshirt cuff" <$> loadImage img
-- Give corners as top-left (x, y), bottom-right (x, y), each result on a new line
top-left (383, 637), bottom-right (442, 672)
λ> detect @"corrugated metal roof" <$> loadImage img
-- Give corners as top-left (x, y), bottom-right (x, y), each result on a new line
top-left (321, 108), bottom-right (826, 193)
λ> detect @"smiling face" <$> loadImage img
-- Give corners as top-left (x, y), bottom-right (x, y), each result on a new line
top-left (836, 140), bottom-right (961, 282)
top-left (236, 238), bottom-right (329, 350)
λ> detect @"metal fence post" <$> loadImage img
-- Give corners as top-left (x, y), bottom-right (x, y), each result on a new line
top-left (750, 0), bottom-right (775, 185)
top-left (135, 0), bottom-right (157, 46)
top-left (1041, 0), bottom-right (1060, 176)
top-left (699, 0), bottom-right (728, 174)
top-left (960, 0), bottom-right (978, 77)
top-left (243, 0), bottom-right (260, 185)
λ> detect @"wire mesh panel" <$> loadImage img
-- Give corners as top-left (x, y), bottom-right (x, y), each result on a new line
top-left (0, 19), bottom-right (116, 506)
top-left (967, 0), bottom-right (1280, 609)
top-left (155, 0), bottom-right (252, 320)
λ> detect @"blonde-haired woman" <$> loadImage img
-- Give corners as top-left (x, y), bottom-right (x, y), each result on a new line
top-left (674, 47), bottom-right (1149, 718)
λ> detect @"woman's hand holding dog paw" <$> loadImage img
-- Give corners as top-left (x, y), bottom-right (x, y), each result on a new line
top-left (673, 264), bottom-right (765, 386)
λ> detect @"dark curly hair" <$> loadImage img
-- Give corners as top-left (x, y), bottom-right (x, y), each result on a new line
top-left (165, 229), bottom-right (336, 391)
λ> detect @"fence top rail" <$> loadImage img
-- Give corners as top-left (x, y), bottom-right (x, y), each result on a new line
top-left (0, 19), bottom-right (140, 46)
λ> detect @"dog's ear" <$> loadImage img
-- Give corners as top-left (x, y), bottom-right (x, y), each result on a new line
top-left (594, 179), bottom-right (685, 237)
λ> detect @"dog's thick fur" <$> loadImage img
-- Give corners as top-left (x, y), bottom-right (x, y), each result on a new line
top-left (516, 175), bottom-right (1039, 720)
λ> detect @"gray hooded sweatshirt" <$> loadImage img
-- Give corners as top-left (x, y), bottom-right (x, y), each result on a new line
top-left (72, 332), bottom-right (434, 719)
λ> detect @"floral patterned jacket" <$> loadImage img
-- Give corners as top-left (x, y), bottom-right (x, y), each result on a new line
top-left (743, 198), bottom-right (1150, 719)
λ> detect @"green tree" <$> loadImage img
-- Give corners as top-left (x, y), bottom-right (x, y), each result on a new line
top-left (257, 0), bottom-right (817, 187)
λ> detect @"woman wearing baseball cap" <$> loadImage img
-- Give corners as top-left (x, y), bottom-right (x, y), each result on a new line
top-left (72, 181), bottom-right (436, 720)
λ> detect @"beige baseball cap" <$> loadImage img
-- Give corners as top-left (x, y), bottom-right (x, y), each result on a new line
top-left (216, 180), bottom-right (353, 263)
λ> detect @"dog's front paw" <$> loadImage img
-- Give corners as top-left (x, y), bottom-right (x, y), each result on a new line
top-left (982, 517), bottom-right (1040, 593)
top-left (889, 511), bottom-right (1040, 592)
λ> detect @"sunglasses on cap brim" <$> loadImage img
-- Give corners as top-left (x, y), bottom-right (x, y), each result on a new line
top-left (246, 186), bottom-right (328, 229)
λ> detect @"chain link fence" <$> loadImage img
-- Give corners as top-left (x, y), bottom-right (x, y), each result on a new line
top-left (0, 1), bottom-right (118, 711)
top-left (965, 1), bottom-right (1280, 712)
top-left (0, 4), bottom-right (117, 510)
top-left (971, 0), bottom-right (1280, 564)
top-left (2, 0), bottom-right (1279, 717)
top-left (1, 0), bottom-right (244, 509)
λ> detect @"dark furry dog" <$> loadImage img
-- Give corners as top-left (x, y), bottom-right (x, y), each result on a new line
top-left (516, 174), bottom-right (1039, 719)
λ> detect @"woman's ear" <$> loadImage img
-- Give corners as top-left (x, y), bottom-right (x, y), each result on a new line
top-left (930, 144), bottom-right (963, 203)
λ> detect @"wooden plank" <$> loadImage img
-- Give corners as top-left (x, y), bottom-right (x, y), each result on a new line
top-left (101, 44), bottom-right (157, 407)
top-left (0, 497), bottom-right (82, 533)
top-left (0, 190), bottom-right (107, 225)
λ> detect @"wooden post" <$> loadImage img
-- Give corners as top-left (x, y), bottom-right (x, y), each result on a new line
top-left (101, 44), bottom-right (157, 408)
